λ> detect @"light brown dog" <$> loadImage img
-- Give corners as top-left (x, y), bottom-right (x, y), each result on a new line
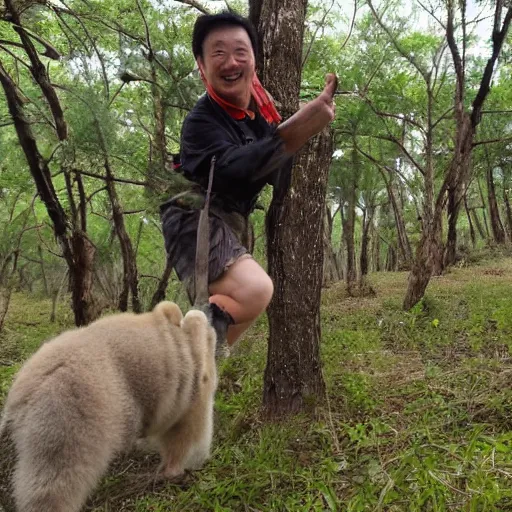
top-left (0, 302), bottom-right (218, 512)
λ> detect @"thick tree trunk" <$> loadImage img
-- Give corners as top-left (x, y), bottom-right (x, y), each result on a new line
top-left (403, 216), bottom-right (442, 309)
top-left (258, 0), bottom-right (327, 418)
top-left (265, 129), bottom-right (331, 415)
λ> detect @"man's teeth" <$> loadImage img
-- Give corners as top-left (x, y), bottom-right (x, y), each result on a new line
top-left (224, 73), bottom-right (241, 81)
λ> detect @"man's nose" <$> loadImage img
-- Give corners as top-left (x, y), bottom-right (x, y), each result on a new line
top-left (223, 53), bottom-right (239, 68)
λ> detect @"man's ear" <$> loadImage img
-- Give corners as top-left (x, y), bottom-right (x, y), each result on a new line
top-left (196, 57), bottom-right (205, 75)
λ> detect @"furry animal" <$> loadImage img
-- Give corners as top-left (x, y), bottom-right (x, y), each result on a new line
top-left (0, 301), bottom-right (218, 512)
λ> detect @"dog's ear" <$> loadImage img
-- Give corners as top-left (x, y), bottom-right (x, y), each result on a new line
top-left (153, 301), bottom-right (183, 327)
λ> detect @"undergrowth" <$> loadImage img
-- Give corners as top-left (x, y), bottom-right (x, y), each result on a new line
top-left (2, 258), bottom-right (512, 510)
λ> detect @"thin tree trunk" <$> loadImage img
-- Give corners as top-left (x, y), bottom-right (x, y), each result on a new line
top-left (323, 204), bottom-right (341, 285)
top-left (382, 176), bottom-right (412, 267)
top-left (37, 244), bottom-right (48, 295)
top-left (503, 182), bottom-right (512, 240)
top-left (371, 218), bottom-right (381, 272)
top-left (464, 194), bottom-right (476, 247)
top-left (471, 209), bottom-right (486, 239)
top-left (477, 179), bottom-right (491, 240)
top-left (104, 162), bottom-right (141, 313)
top-left (150, 258), bottom-right (174, 310)
top-left (485, 155), bottom-right (506, 244)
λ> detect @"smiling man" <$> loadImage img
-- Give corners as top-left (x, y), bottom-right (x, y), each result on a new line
top-left (160, 12), bottom-right (337, 349)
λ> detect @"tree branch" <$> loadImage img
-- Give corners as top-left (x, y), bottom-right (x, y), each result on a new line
top-left (470, 5), bottom-right (512, 127)
top-left (472, 135), bottom-right (512, 147)
top-left (4, 0), bottom-right (68, 140)
top-left (73, 168), bottom-right (147, 187)
top-left (173, 0), bottom-right (212, 14)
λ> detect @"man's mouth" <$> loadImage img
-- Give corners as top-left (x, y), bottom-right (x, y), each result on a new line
top-left (223, 72), bottom-right (242, 82)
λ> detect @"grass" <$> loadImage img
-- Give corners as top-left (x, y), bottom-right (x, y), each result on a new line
top-left (2, 257), bottom-right (512, 511)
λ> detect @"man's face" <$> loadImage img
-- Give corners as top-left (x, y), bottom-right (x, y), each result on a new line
top-left (198, 25), bottom-right (255, 109)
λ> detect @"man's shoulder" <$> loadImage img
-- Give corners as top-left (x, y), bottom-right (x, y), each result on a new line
top-left (182, 94), bottom-right (237, 142)
top-left (185, 94), bottom-right (217, 123)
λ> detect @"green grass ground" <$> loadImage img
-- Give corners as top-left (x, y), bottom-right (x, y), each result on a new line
top-left (2, 258), bottom-right (512, 511)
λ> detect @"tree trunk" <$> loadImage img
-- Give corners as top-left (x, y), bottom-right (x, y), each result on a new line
top-left (471, 209), bottom-right (486, 240)
top-left (150, 258), bottom-right (174, 310)
top-left (385, 243), bottom-right (397, 271)
top-left (382, 176), bottom-right (412, 268)
top-left (37, 244), bottom-right (48, 295)
top-left (371, 221), bottom-right (381, 272)
top-left (444, 184), bottom-right (461, 267)
top-left (265, 129), bottom-right (331, 415)
top-left (103, 163), bottom-right (141, 313)
top-left (323, 204), bottom-right (341, 286)
top-left (477, 178), bottom-right (491, 240)
top-left (342, 203), bottom-right (357, 293)
top-left (403, 217), bottom-right (440, 310)
top-left (486, 163), bottom-right (506, 244)
top-left (503, 182), bottom-right (512, 241)
top-left (258, 0), bottom-right (327, 417)
top-left (464, 194), bottom-right (476, 247)
top-left (342, 148), bottom-right (358, 293)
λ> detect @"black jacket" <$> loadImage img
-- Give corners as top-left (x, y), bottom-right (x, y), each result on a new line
top-left (180, 94), bottom-right (291, 216)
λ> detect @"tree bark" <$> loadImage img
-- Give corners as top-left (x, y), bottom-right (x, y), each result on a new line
top-left (381, 172), bottom-right (412, 268)
top-left (258, 0), bottom-right (327, 416)
top-left (471, 208), bottom-right (486, 240)
top-left (360, 206), bottom-right (374, 277)
top-left (464, 194), bottom-right (476, 247)
top-left (103, 162), bottom-right (141, 313)
top-left (323, 204), bottom-right (341, 286)
top-left (265, 129), bottom-right (331, 415)
top-left (150, 258), bottom-right (174, 310)
top-left (503, 179), bottom-right (512, 241)
top-left (485, 153), bottom-right (506, 244)
top-left (477, 179), bottom-right (491, 240)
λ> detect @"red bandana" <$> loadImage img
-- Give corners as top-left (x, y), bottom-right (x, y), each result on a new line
top-left (198, 67), bottom-right (282, 125)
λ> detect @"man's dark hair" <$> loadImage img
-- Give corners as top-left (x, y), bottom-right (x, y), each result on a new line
top-left (192, 12), bottom-right (258, 59)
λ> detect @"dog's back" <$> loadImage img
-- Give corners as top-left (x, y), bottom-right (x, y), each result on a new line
top-left (0, 302), bottom-right (217, 512)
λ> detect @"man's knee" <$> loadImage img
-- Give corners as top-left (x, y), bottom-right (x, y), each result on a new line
top-left (249, 272), bottom-right (273, 313)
